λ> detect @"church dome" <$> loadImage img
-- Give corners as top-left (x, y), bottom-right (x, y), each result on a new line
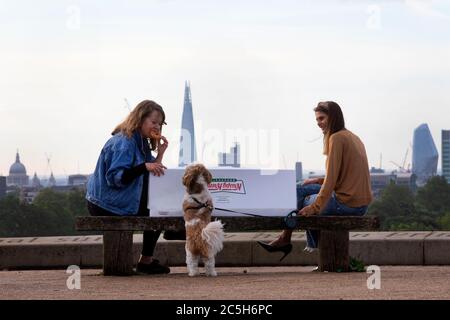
top-left (9, 152), bottom-right (27, 175)
top-left (32, 172), bottom-right (41, 187)
top-left (6, 151), bottom-right (29, 187)
top-left (10, 162), bottom-right (26, 174)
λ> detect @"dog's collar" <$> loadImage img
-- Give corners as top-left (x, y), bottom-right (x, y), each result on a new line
top-left (187, 196), bottom-right (214, 211)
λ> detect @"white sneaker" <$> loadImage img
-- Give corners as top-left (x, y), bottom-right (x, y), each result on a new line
top-left (303, 246), bottom-right (317, 253)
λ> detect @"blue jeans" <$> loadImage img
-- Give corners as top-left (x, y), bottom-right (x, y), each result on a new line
top-left (296, 184), bottom-right (368, 248)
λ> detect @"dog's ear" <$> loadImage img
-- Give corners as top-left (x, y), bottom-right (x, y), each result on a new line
top-left (203, 169), bottom-right (212, 185)
top-left (183, 165), bottom-right (203, 194)
top-left (182, 167), bottom-right (194, 188)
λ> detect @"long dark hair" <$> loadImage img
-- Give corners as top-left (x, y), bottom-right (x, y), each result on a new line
top-left (314, 101), bottom-right (345, 155)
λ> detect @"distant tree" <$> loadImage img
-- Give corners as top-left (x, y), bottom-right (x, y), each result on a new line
top-left (66, 188), bottom-right (89, 218)
top-left (0, 188), bottom-right (89, 237)
top-left (438, 212), bottom-right (450, 230)
top-left (0, 195), bottom-right (24, 236)
top-left (415, 176), bottom-right (450, 215)
top-left (368, 183), bottom-right (441, 231)
top-left (0, 194), bottom-right (61, 237)
top-left (32, 188), bottom-right (73, 235)
top-left (368, 184), bottom-right (416, 229)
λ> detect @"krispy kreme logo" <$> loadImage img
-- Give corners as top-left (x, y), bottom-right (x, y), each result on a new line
top-left (208, 178), bottom-right (246, 194)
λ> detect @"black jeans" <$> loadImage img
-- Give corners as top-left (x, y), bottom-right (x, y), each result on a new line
top-left (86, 201), bottom-right (161, 257)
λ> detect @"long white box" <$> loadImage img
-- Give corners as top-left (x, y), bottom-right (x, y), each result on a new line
top-left (148, 168), bottom-right (297, 217)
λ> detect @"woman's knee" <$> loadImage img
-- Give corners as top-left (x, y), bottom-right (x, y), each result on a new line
top-left (297, 184), bottom-right (321, 195)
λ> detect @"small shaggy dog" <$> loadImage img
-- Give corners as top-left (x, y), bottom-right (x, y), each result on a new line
top-left (182, 164), bottom-right (224, 277)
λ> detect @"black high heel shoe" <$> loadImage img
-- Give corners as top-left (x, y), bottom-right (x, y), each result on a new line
top-left (257, 241), bottom-right (293, 262)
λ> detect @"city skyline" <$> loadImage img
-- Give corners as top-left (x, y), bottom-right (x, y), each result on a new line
top-left (1, 1), bottom-right (450, 175)
top-left (2, 138), bottom-right (447, 178)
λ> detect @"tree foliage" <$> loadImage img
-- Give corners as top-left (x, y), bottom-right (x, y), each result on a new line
top-left (368, 176), bottom-right (450, 231)
top-left (0, 188), bottom-right (88, 237)
top-left (1, 176), bottom-right (450, 237)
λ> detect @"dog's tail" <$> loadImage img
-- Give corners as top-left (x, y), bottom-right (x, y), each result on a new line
top-left (201, 220), bottom-right (225, 255)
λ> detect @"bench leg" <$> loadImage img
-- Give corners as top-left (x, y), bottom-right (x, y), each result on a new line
top-left (318, 230), bottom-right (350, 272)
top-left (103, 231), bottom-right (134, 276)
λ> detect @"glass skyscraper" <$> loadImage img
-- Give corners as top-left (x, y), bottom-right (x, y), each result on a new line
top-left (442, 130), bottom-right (450, 183)
top-left (178, 81), bottom-right (197, 167)
top-left (412, 124), bottom-right (438, 186)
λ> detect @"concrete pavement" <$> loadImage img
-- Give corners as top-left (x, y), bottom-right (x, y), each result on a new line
top-left (1, 266), bottom-right (449, 300)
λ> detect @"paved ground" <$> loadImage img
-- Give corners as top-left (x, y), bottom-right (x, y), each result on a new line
top-left (1, 266), bottom-right (449, 300)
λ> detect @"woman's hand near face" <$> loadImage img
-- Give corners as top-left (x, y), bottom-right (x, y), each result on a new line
top-left (157, 136), bottom-right (169, 154)
top-left (145, 162), bottom-right (167, 177)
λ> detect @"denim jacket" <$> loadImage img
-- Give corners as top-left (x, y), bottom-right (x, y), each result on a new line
top-left (86, 131), bottom-right (155, 215)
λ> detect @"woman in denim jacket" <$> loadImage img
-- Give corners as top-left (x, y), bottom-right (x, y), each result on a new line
top-left (86, 100), bottom-right (171, 274)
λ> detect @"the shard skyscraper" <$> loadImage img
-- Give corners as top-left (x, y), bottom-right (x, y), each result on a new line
top-left (412, 123), bottom-right (439, 186)
top-left (178, 81), bottom-right (197, 167)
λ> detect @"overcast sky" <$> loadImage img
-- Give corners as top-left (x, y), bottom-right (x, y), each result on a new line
top-left (1, 0), bottom-right (449, 177)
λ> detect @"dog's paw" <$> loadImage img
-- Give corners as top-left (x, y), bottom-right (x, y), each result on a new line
top-left (188, 271), bottom-right (200, 277)
top-left (205, 270), bottom-right (217, 277)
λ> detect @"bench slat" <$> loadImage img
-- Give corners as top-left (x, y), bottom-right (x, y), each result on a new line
top-left (76, 216), bottom-right (379, 232)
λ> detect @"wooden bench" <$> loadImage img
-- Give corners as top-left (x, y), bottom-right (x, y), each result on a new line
top-left (76, 216), bottom-right (379, 275)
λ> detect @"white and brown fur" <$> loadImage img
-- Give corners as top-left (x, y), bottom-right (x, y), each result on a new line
top-left (182, 164), bottom-right (224, 277)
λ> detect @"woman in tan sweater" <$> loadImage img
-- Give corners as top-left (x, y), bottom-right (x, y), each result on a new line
top-left (258, 101), bottom-right (373, 260)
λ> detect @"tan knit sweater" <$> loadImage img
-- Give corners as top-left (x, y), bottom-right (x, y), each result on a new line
top-left (311, 129), bottom-right (373, 213)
